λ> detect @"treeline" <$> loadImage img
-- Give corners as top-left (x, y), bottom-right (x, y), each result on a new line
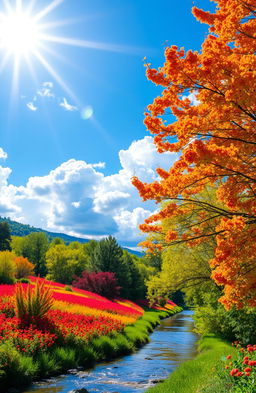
top-left (0, 222), bottom-right (160, 300)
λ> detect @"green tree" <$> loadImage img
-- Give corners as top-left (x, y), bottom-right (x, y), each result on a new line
top-left (144, 186), bottom-right (256, 343)
top-left (13, 233), bottom-right (49, 277)
top-left (120, 252), bottom-right (145, 299)
top-left (117, 251), bottom-right (132, 298)
top-left (92, 237), bottom-right (146, 299)
top-left (83, 240), bottom-right (98, 267)
top-left (50, 237), bottom-right (65, 246)
top-left (0, 222), bottom-right (11, 251)
top-left (46, 244), bottom-right (90, 284)
top-left (11, 236), bottom-right (26, 255)
top-left (92, 236), bottom-right (123, 272)
top-left (146, 241), bottom-right (215, 306)
top-left (142, 251), bottom-right (162, 272)
top-left (0, 251), bottom-right (16, 284)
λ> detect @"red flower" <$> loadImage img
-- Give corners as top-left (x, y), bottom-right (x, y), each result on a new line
top-left (230, 368), bottom-right (239, 376)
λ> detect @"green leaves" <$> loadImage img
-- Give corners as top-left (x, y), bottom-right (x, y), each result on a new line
top-left (15, 279), bottom-right (54, 321)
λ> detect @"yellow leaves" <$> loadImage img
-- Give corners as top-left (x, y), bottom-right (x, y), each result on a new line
top-left (216, 216), bottom-right (246, 234)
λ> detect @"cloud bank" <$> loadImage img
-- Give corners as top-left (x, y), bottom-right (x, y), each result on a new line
top-left (0, 136), bottom-right (178, 246)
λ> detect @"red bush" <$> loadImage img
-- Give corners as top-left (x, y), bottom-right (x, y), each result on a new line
top-left (73, 271), bottom-right (120, 299)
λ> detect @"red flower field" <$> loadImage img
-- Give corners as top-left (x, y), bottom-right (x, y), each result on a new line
top-left (0, 277), bottom-right (144, 356)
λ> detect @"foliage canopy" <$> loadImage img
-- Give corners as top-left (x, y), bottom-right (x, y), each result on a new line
top-left (132, 0), bottom-right (256, 309)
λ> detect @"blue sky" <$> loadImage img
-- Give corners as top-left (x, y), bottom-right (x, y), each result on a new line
top-left (0, 0), bottom-right (214, 247)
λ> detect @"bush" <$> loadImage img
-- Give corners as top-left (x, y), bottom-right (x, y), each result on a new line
top-left (74, 345), bottom-right (97, 366)
top-left (17, 278), bottom-right (30, 283)
top-left (0, 343), bottom-right (37, 389)
top-left (91, 336), bottom-right (117, 359)
top-left (73, 271), bottom-right (120, 298)
top-left (218, 342), bottom-right (256, 393)
top-left (0, 251), bottom-right (16, 284)
top-left (53, 347), bottom-right (76, 369)
top-left (14, 256), bottom-right (35, 279)
top-left (36, 352), bottom-right (60, 377)
top-left (194, 303), bottom-right (256, 345)
top-left (15, 279), bottom-right (54, 322)
top-left (64, 285), bottom-right (73, 292)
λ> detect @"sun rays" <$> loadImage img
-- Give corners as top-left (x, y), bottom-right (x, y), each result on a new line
top-left (0, 0), bottom-right (148, 112)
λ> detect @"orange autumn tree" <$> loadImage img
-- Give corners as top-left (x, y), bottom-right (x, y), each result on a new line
top-left (14, 256), bottom-right (35, 279)
top-left (132, 0), bottom-right (256, 310)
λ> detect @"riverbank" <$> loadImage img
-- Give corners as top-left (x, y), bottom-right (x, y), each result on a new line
top-left (146, 334), bottom-right (236, 393)
top-left (4, 306), bottom-right (182, 392)
top-left (22, 310), bottom-right (195, 393)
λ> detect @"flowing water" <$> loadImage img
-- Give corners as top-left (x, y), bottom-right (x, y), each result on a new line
top-left (22, 310), bottom-right (198, 393)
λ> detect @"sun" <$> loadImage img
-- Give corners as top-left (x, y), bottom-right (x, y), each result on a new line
top-left (0, 10), bottom-right (40, 56)
top-left (0, 11), bottom-right (40, 55)
top-left (0, 0), bottom-right (144, 108)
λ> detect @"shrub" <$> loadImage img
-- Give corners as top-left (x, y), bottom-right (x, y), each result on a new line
top-left (112, 334), bottom-right (133, 355)
top-left (53, 347), bottom-right (76, 369)
top-left (36, 352), bottom-right (60, 377)
top-left (17, 278), bottom-right (30, 283)
top-left (194, 303), bottom-right (256, 345)
top-left (0, 251), bottom-right (16, 284)
top-left (73, 271), bottom-right (120, 298)
top-left (91, 336), bottom-right (117, 359)
top-left (15, 279), bottom-right (54, 322)
top-left (0, 343), bottom-right (36, 389)
top-left (64, 285), bottom-right (73, 292)
top-left (74, 345), bottom-right (97, 366)
top-left (219, 342), bottom-right (256, 393)
top-left (14, 256), bottom-right (35, 279)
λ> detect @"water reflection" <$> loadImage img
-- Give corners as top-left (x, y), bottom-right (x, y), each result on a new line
top-left (22, 311), bottom-right (198, 393)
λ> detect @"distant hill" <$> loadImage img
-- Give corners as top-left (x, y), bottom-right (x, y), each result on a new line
top-left (0, 216), bottom-right (142, 257)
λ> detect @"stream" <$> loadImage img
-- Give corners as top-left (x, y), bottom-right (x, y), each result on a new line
top-left (22, 310), bottom-right (198, 393)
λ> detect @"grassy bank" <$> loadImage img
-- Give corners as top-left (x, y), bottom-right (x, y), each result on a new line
top-left (146, 334), bottom-right (236, 393)
top-left (2, 307), bottom-right (182, 392)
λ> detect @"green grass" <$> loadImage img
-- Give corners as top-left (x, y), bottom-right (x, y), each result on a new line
top-left (0, 306), bottom-right (182, 391)
top-left (53, 347), bottom-right (76, 369)
top-left (146, 334), bottom-right (236, 393)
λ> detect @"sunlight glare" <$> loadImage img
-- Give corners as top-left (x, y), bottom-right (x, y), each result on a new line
top-left (0, 0), bottom-right (146, 113)
top-left (81, 106), bottom-right (94, 120)
top-left (0, 11), bottom-right (39, 55)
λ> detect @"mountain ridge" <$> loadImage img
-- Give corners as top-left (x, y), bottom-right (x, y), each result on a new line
top-left (0, 216), bottom-right (142, 257)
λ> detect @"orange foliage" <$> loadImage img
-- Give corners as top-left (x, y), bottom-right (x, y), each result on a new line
top-left (132, 0), bottom-right (256, 309)
top-left (14, 256), bottom-right (35, 279)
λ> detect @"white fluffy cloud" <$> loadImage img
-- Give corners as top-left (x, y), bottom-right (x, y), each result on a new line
top-left (0, 137), bottom-right (177, 246)
top-left (0, 165), bottom-right (20, 214)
